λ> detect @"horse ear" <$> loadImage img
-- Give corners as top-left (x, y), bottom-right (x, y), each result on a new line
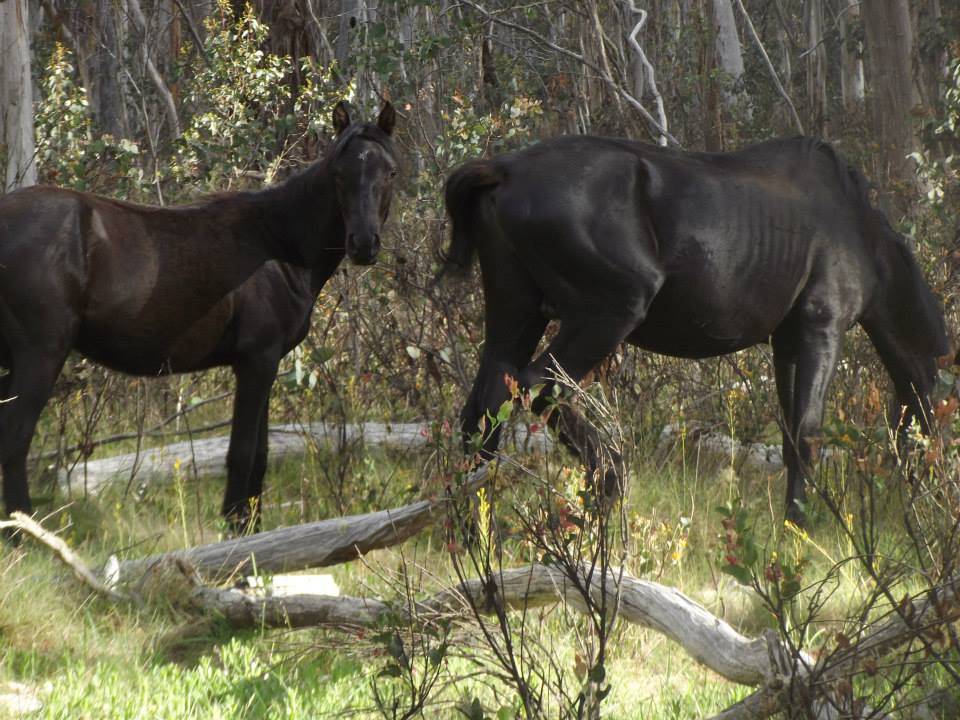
top-left (377, 101), bottom-right (396, 136)
top-left (332, 101), bottom-right (351, 135)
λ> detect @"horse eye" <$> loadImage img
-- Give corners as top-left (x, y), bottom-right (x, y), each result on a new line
top-left (389, 169), bottom-right (397, 178)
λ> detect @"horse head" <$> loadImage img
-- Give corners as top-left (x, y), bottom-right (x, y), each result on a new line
top-left (329, 101), bottom-right (397, 266)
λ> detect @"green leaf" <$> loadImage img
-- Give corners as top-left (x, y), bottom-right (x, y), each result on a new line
top-left (496, 400), bottom-right (513, 423)
top-left (721, 564), bottom-right (753, 586)
top-left (588, 663), bottom-right (606, 683)
top-left (312, 345), bottom-right (335, 364)
top-left (781, 579), bottom-right (801, 599)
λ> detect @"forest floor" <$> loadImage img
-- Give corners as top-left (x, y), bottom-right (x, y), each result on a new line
top-left (0, 429), bottom-right (957, 719)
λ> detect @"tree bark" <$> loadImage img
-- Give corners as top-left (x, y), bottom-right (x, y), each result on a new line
top-left (711, 0), bottom-right (749, 119)
top-left (862, 0), bottom-right (917, 189)
top-left (89, 0), bottom-right (130, 138)
top-left (336, 0), bottom-right (357, 69)
top-left (838, 1), bottom-right (864, 113)
top-left (915, 0), bottom-right (946, 121)
top-left (1, 0), bottom-right (38, 191)
top-left (804, 0), bottom-right (827, 133)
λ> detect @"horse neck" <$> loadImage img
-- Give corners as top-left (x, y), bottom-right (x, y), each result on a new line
top-left (236, 162), bottom-right (346, 269)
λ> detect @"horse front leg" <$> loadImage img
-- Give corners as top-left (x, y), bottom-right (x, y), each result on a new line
top-left (223, 357), bottom-right (278, 534)
top-left (773, 319), bottom-right (844, 526)
top-left (0, 348), bottom-right (70, 545)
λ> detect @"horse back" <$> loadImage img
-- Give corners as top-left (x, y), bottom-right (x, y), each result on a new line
top-left (465, 136), bottom-right (894, 357)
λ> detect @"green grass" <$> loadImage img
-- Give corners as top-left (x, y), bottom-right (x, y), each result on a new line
top-left (1, 435), bottom-right (957, 718)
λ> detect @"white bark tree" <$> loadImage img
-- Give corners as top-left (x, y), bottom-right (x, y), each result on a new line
top-left (0, 0), bottom-right (37, 191)
top-left (862, 0), bottom-right (917, 186)
top-left (805, 0), bottom-right (827, 131)
top-left (838, 1), bottom-right (865, 111)
top-left (711, 0), bottom-right (750, 117)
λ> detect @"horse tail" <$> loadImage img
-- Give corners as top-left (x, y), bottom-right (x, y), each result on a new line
top-left (436, 159), bottom-right (502, 282)
top-left (866, 210), bottom-right (949, 359)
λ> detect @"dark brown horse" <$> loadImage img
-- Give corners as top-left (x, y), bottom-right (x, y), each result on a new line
top-left (0, 102), bottom-right (397, 532)
top-left (442, 135), bottom-right (949, 523)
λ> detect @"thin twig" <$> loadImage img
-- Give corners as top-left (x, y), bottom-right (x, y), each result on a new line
top-left (624, 2), bottom-right (669, 146)
top-left (171, 0), bottom-right (213, 70)
top-left (456, 0), bottom-right (680, 146)
top-left (127, 0), bottom-right (182, 137)
top-left (732, 0), bottom-right (804, 134)
top-left (31, 390), bottom-right (233, 462)
top-left (1, 512), bottom-right (128, 602)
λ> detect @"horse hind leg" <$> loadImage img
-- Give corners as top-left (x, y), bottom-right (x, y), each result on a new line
top-left (519, 302), bottom-right (658, 500)
top-left (459, 244), bottom-right (550, 459)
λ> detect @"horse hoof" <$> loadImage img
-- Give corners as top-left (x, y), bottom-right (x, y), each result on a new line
top-left (2, 527), bottom-right (24, 547)
top-left (784, 503), bottom-right (807, 529)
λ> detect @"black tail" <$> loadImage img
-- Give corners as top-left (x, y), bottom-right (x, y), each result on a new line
top-left (436, 159), bottom-right (502, 282)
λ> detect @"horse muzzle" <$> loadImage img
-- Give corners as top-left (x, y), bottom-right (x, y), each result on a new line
top-left (346, 232), bottom-right (381, 266)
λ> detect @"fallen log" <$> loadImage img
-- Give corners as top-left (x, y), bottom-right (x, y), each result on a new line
top-left (710, 575), bottom-right (960, 720)
top-left (57, 421), bottom-right (552, 496)
top-left (10, 512), bottom-right (952, 719)
top-left (656, 423), bottom-right (838, 474)
top-left (656, 422), bottom-right (785, 473)
top-left (192, 563), bottom-right (787, 686)
top-left (106, 466), bottom-right (490, 585)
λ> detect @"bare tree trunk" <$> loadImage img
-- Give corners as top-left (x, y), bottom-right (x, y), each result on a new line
top-left (711, 0), bottom-right (749, 120)
top-left (862, 0), bottom-right (917, 190)
top-left (90, 0), bottom-right (130, 138)
top-left (915, 0), bottom-right (946, 120)
top-left (1, 0), bottom-right (38, 191)
top-left (804, 0), bottom-right (827, 133)
top-left (838, 1), bottom-right (865, 112)
top-left (127, 0), bottom-right (181, 138)
top-left (336, 0), bottom-right (357, 72)
top-left (774, 7), bottom-right (795, 132)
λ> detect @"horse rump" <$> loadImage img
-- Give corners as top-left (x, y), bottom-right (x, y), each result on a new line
top-left (438, 160), bottom-right (502, 279)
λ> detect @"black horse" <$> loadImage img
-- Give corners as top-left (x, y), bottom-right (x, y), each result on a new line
top-left (0, 102), bottom-right (397, 532)
top-left (443, 135), bottom-right (949, 522)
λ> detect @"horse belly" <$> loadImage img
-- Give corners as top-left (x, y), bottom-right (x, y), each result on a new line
top-left (627, 275), bottom-right (793, 359)
top-left (76, 302), bottom-right (233, 376)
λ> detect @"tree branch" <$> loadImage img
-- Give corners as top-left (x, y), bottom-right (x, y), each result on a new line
top-left (126, 0), bottom-right (181, 137)
top-left (625, 3), bottom-right (669, 146)
top-left (1, 512), bottom-right (127, 602)
top-left (732, 0), bottom-right (804, 134)
top-left (456, 0), bottom-right (680, 146)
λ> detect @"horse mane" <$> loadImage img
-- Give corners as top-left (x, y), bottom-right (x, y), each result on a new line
top-left (799, 139), bottom-right (951, 358)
